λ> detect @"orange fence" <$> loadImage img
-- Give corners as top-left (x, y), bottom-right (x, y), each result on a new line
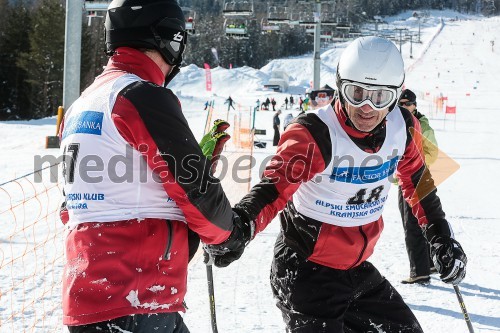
top-left (203, 102), bottom-right (253, 150)
top-left (202, 104), bottom-right (255, 201)
top-left (0, 164), bottom-right (64, 332)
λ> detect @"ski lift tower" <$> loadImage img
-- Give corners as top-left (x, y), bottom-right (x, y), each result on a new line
top-left (63, 1), bottom-right (111, 111)
top-left (394, 27), bottom-right (408, 55)
top-left (296, 0), bottom-right (327, 89)
top-left (312, 0), bottom-right (321, 90)
top-left (297, 0), bottom-right (322, 90)
top-left (63, 0), bottom-right (83, 111)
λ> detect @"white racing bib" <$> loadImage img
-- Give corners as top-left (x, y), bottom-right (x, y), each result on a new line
top-left (293, 105), bottom-right (407, 227)
top-left (60, 74), bottom-right (185, 227)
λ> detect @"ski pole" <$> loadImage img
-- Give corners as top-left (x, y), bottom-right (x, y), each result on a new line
top-left (453, 285), bottom-right (474, 333)
top-left (205, 252), bottom-right (219, 333)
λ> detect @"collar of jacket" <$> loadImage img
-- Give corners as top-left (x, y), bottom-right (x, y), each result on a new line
top-left (105, 47), bottom-right (165, 86)
top-left (413, 109), bottom-right (424, 120)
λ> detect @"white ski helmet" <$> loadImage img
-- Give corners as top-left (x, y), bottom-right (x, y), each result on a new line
top-left (336, 36), bottom-right (405, 111)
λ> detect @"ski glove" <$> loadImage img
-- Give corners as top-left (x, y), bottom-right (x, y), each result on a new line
top-left (199, 119), bottom-right (230, 174)
top-left (430, 236), bottom-right (467, 285)
top-left (204, 210), bottom-right (255, 268)
top-left (199, 119), bottom-right (229, 157)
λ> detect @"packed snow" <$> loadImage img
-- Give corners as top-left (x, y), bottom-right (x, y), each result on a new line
top-left (0, 9), bottom-right (499, 333)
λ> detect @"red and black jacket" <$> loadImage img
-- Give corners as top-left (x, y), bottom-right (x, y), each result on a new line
top-left (61, 48), bottom-right (233, 325)
top-left (236, 99), bottom-right (450, 270)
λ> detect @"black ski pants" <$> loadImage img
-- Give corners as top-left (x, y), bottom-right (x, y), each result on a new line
top-left (273, 124), bottom-right (280, 146)
top-left (270, 243), bottom-right (424, 333)
top-left (398, 186), bottom-right (434, 277)
top-left (67, 313), bottom-right (190, 333)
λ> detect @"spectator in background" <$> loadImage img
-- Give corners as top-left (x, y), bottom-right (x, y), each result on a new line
top-left (272, 109), bottom-right (281, 146)
top-left (309, 84), bottom-right (335, 109)
top-left (303, 95), bottom-right (310, 111)
top-left (298, 96), bottom-right (303, 111)
top-left (284, 97), bottom-right (289, 110)
top-left (263, 97), bottom-right (271, 110)
top-left (398, 89), bottom-right (439, 285)
top-left (271, 98), bottom-right (277, 111)
top-left (289, 95), bottom-right (294, 107)
top-left (204, 100), bottom-right (210, 110)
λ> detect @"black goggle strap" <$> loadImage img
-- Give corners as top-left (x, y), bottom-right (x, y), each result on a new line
top-left (150, 24), bottom-right (187, 66)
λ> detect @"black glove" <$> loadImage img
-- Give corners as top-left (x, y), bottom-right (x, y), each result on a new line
top-left (204, 210), bottom-right (255, 267)
top-left (430, 236), bottom-right (467, 285)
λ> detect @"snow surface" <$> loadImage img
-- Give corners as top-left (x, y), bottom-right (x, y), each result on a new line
top-left (0, 10), bottom-right (499, 333)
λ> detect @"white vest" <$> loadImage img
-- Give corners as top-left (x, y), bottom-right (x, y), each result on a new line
top-left (60, 74), bottom-right (185, 227)
top-left (293, 105), bottom-right (407, 227)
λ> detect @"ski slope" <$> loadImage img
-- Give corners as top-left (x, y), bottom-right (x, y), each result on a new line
top-left (0, 10), bottom-right (499, 333)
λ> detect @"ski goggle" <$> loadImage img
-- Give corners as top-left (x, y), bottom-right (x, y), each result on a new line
top-left (341, 81), bottom-right (398, 111)
top-left (310, 89), bottom-right (335, 102)
top-left (152, 17), bottom-right (188, 66)
top-left (399, 101), bottom-right (416, 107)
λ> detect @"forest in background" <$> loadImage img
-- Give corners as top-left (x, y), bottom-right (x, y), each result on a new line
top-left (0, 0), bottom-right (498, 119)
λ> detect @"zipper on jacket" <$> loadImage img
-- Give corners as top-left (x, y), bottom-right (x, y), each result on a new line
top-left (348, 225), bottom-right (368, 269)
top-left (163, 219), bottom-right (173, 260)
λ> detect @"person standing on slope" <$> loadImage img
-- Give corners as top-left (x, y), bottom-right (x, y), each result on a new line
top-left (205, 36), bottom-right (467, 333)
top-left (398, 88), bottom-right (439, 285)
top-left (272, 109), bottom-right (282, 146)
top-left (58, 1), bottom-right (239, 332)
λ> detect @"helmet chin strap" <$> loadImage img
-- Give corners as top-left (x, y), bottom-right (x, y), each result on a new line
top-left (164, 65), bottom-right (180, 87)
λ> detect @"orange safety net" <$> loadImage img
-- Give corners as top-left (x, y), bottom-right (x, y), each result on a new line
top-left (0, 165), bottom-right (64, 332)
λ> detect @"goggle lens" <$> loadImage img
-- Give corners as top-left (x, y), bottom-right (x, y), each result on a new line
top-left (343, 83), bottom-right (395, 110)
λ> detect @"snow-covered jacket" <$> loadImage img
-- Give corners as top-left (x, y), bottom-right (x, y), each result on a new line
top-left (59, 47), bottom-right (233, 325)
top-left (236, 99), bottom-right (451, 270)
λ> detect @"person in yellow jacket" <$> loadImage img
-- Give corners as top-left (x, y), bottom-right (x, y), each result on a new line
top-left (398, 89), bottom-right (439, 284)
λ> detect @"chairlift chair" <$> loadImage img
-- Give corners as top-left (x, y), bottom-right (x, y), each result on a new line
top-left (222, 0), bottom-right (254, 16)
top-left (320, 31), bottom-right (333, 40)
top-left (267, 3), bottom-right (289, 25)
top-left (224, 18), bottom-right (250, 39)
top-left (305, 25), bottom-right (316, 35)
top-left (181, 8), bottom-right (197, 35)
top-left (84, 1), bottom-right (109, 26)
top-left (261, 18), bottom-right (281, 33)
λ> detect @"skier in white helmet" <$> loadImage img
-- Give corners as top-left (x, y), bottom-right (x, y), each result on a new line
top-left (206, 36), bottom-right (467, 332)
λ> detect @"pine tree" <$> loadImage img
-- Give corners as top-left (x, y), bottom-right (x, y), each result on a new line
top-left (0, 0), bottom-right (32, 120)
top-left (481, 0), bottom-right (496, 15)
top-left (17, 0), bottom-right (65, 118)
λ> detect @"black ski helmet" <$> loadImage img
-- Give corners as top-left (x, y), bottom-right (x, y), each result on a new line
top-left (105, 0), bottom-right (187, 67)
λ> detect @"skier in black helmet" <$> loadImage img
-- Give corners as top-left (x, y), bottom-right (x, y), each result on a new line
top-left (60, 1), bottom-right (239, 332)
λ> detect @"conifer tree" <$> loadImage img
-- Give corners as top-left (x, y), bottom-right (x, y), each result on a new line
top-left (18, 0), bottom-right (65, 118)
top-left (0, 1), bottom-right (32, 119)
